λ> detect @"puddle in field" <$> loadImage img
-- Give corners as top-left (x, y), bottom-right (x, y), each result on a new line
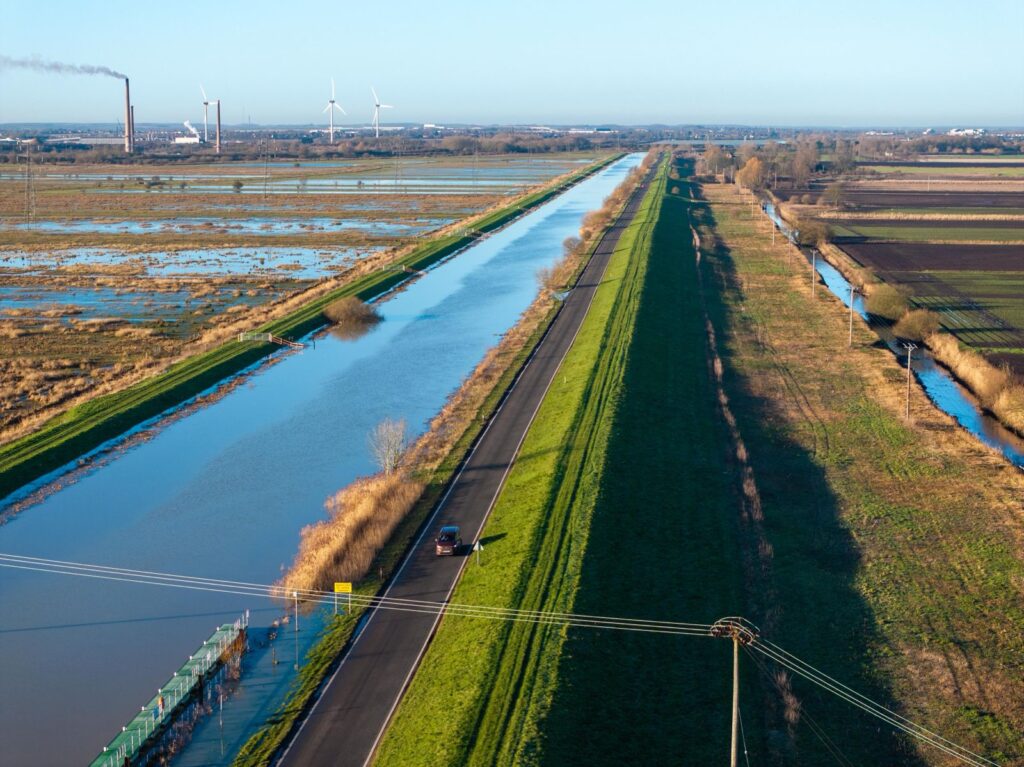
top-left (1, 217), bottom-right (452, 236)
top-left (0, 246), bottom-right (384, 279)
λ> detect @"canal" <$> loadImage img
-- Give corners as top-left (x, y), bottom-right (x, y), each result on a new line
top-left (0, 154), bottom-right (644, 765)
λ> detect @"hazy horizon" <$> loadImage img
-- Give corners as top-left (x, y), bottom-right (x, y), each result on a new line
top-left (2, 0), bottom-right (1022, 126)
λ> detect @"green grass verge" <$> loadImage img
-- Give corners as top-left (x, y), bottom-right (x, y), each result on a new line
top-left (0, 155), bottom-right (620, 501)
top-left (860, 165), bottom-right (1024, 177)
top-left (372, 157), bottom-right (670, 766)
top-left (832, 223), bottom-right (1024, 242)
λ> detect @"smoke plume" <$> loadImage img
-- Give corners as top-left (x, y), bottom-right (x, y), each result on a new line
top-left (0, 55), bottom-right (126, 79)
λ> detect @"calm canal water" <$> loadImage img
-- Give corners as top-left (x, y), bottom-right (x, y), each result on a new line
top-left (0, 154), bottom-right (644, 765)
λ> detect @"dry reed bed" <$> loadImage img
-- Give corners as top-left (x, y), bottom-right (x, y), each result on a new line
top-left (278, 153), bottom-right (654, 599)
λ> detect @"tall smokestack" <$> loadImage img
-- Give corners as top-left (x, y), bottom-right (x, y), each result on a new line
top-left (215, 101), bottom-right (221, 154)
top-left (124, 78), bottom-right (132, 153)
top-left (130, 105), bottom-right (136, 152)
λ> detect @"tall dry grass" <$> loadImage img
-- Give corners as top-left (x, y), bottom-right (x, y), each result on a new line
top-left (926, 333), bottom-right (1009, 404)
top-left (279, 474), bottom-right (425, 594)
top-left (927, 332), bottom-right (1024, 435)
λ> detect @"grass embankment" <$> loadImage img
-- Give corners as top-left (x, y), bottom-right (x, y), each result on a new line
top-left (231, 154), bottom-right (649, 767)
top-left (0, 155), bottom-right (620, 501)
top-left (372, 157), bottom-right (674, 765)
top-left (697, 180), bottom-right (1024, 764)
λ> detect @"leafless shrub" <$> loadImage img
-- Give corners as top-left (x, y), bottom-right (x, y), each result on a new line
top-left (323, 296), bottom-right (382, 340)
top-left (369, 417), bottom-right (407, 475)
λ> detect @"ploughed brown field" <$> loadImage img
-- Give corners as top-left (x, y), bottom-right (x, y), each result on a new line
top-left (823, 218), bottom-right (1024, 229)
top-left (839, 241), bottom-right (1024, 272)
top-left (774, 187), bottom-right (1024, 208)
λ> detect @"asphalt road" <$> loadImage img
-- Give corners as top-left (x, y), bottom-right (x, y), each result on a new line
top-left (279, 164), bottom-right (655, 767)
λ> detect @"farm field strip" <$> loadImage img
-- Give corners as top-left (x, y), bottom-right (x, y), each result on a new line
top-left (859, 164), bottom-right (1024, 178)
top-left (831, 222), bottom-right (1024, 243)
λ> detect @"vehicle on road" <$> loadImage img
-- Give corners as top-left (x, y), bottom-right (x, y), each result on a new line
top-left (435, 525), bottom-right (462, 556)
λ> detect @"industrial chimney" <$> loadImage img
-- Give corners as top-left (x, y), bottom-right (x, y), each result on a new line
top-left (215, 100), bottom-right (222, 154)
top-left (124, 78), bottom-right (132, 153)
top-left (130, 105), bottom-right (136, 152)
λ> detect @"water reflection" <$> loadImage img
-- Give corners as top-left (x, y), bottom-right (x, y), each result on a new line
top-left (0, 154), bottom-right (645, 765)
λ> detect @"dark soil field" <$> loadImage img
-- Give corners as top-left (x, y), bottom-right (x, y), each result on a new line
top-left (775, 188), bottom-right (1024, 208)
top-left (838, 242), bottom-right (1024, 371)
top-left (839, 241), bottom-right (1024, 272)
top-left (826, 218), bottom-right (1024, 229)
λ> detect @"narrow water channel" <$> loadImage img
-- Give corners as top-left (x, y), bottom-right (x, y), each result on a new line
top-left (765, 202), bottom-right (1024, 467)
top-left (0, 154), bottom-right (645, 765)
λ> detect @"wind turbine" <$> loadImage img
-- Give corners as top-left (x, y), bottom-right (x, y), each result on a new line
top-left (371, 87), bottom-right (393, 139)
top-left (200, 84), bottom-right (210, 143)
top-left (323, 78), bottom-right (346, 144)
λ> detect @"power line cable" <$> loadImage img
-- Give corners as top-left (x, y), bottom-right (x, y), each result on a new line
top-left (743, 645), bottom-right (855, 767)
top-left (1, 552), bottom-right (998, 765)
top-left (749, 643), bottom-right (998, 767)
top-left (0, 554), bottom-right (711, 637)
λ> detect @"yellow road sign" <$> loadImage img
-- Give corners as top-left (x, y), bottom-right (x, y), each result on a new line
top-left (334, 582), bottom-right (352, 593)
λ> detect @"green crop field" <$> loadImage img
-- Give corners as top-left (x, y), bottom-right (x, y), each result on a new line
top-left (831, 223), bottom-right (1024, 242)
top-left (860, 164), bottom-right (1024, 178)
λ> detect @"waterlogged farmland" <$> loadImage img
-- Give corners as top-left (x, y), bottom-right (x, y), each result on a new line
top-left (0, 153), bottom-right (596, 437)
top-left (0, 153), bottom-right (643, 766)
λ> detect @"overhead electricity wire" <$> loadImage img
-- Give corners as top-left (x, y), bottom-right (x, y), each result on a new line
top-left (0, 553), bottom-right (712, 637)
top-left (1, 552), bottom-right (999, 766)
top-left (742, 645), bottom-right (856, 767)
top-left (748, 642), bottom-right (998, 767)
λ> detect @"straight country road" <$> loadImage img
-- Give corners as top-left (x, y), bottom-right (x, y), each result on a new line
top-left (279, 162), bottom-right (656, 767)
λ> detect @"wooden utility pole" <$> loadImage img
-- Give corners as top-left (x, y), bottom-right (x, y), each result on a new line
top-left (903, 343), bottom-right (917, 419)
top-left (711, 618), bottom-right (759, 767)
top-left (849, 284), bottom-right (859, 347)
top-left (730, 636), bottom-right (740, 767)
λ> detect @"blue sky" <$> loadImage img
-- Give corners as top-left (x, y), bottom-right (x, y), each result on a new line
top-left (1, 0), bottom-right (1022, 127)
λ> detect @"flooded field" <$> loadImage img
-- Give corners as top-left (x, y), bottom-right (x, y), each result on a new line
top-left (0, 153), bottom-right (643, 765)
top-left (0, 153), bottom-right (600, 438)
top-left (2, 216), bottom-right (451, 236)
top-left (2, 245), bottom-right (380, 278)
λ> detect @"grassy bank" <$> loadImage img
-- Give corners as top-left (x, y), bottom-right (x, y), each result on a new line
top-left (0, 154), bottom-right (619, 501)
top-left (698, 180), bottom-right (1024, 764)
top-left (372, 157), bottom-right (669, 765)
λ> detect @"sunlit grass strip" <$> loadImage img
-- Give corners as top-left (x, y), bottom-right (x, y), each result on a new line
top-left (372, 158), bottom-right (667, 766)
top-left (0, 155), bottom-right (621, 501)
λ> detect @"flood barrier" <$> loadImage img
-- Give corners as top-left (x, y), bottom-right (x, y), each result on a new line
top-left (90, 614), bottom-right (248, 767)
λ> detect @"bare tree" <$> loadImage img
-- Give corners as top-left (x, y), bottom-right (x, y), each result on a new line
top-left (369, 417), bottom-right (407, 475)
